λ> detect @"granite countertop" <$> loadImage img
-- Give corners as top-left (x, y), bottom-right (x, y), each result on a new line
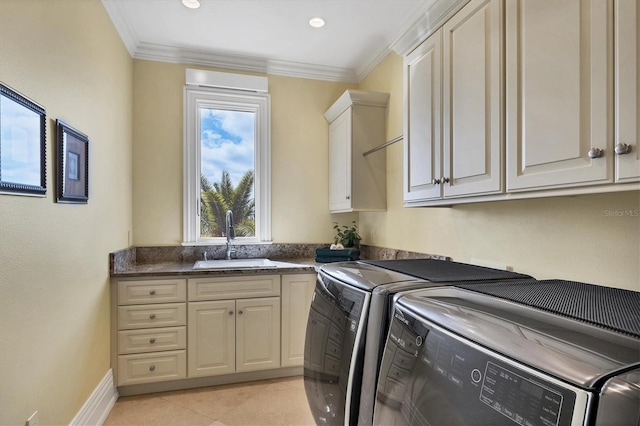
top-left (109, 244), bottom-right (444, 279)
top-left (111, 258), bottom-right (319, 278)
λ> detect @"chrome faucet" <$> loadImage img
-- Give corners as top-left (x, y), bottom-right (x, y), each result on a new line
top-left (225, 210), bottom-right (236, 260)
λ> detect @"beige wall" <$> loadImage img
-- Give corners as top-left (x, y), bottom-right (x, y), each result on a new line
top-left (359, 53), bottom-right (640, 291)
top-left (132, 52), bottom-right (639, 290)
top-left (0, 1), bottom-right (132, 424)
top-left (132, 60), bottom-right (356, 245)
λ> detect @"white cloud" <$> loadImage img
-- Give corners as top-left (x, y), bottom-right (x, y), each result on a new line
top-left (200, 108), bottom-right (255, 187)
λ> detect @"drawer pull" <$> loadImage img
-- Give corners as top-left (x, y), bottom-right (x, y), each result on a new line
top-left (149, 365), bottom-right (156, 372)
top-left (149, 338), bottom-right (156, 344)
top-left (149, 314), bottom-right (156, 320)
top-left (149, 290), bottom-right (156, 295)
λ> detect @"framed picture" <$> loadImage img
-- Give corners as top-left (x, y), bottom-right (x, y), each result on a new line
top-left (0, 82), bottom-right (47, 196)
top-left (56, 120), bottom-right (88, 203)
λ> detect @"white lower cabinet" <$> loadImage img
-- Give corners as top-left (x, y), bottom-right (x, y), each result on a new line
top-left (114, 272), bottom-right (315, 389)
top-left (281, 274), bottom-right (315, 367)
top-left (187, 275), bottom-right (281, 378)
top-left (236, 297), bottom-right (281, 372)
top-left (118, 351), bottom-right (187, 386)
top-left (113, 278), bottom-right (188, 386)
top-left (187, 299), bottom-right (236, 377)
top-left (188, 297), bottom-right (281, 377)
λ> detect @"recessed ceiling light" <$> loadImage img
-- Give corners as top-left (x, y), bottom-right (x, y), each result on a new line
top-left (182, 0), bottom-right (201, 9)
top-left (309, 17), bottom-right (325, 28)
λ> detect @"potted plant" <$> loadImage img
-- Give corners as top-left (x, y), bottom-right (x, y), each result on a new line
top-left (333, 221), bottom-right (362, 249)
top-left (315, 221), bottom-right (362, 263)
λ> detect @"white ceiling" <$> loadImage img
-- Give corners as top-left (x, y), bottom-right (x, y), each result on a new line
top-left (101, 0), bottom-right (430, 82)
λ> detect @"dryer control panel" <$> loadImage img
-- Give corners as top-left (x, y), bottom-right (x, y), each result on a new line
top-left (374, 307), bottom-right (579, 426)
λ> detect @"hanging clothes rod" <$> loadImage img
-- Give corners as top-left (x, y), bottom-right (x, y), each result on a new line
top-left (363, 135), bottom-right (403, 157)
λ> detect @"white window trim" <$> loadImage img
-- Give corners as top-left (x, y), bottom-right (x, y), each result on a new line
top-left (183, 85), bottom-right (271, 245)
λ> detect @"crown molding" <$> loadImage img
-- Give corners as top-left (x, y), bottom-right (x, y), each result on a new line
top-left (101, 0), bottom-right (138, 56)
top-left (134, 43), bottom-right (358, 83)
top-left (390, 0), bottom-right (470, 56)
top-left (324, 90), bottom-right (390, 123)
top-left (102, 0), bottom-right (463, 83)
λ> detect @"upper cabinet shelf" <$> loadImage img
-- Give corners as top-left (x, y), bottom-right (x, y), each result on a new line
top-left (325, 90), bottom-right (389, 213)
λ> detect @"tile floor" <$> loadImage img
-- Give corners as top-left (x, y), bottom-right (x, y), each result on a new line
top-left (104, 376), bottom-right (315, 426)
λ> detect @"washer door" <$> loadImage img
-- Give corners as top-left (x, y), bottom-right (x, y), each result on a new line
top-left (303, 271), bottom-right (369, 426)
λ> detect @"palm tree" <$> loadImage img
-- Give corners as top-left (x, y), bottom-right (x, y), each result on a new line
top-left (200, 170), bottom-right (255, 238)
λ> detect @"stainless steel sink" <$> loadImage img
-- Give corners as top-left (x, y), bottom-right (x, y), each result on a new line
top-left (193, 258), bottom-right (278, 270)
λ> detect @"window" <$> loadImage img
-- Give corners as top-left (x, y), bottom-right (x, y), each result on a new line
top-left (183, 72), bottom-right (271, 244)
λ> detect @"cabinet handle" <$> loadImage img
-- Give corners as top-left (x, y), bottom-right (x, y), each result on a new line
top-left (229, 310), bottom-right (234, 315)
top-left (615, 143), bottom-right (633, 155)
top-left (149, 290), bottom-right (156, 296)
top-left (588, 148), bottom-right (604, 159)
top-left (431, 178), bottom-right (441, 185)
top-left (441, 177), bottom-right (450, 184)
top-left (149, 365), bottom-right (156, 372)
top-left (346, 195), bottom-right (351, 200)
top-left (238, 310), bottom-right (243, 315)
top-left (149, 338), bottom-right (156, 344)
top-left (149, 314), bottom-right (156, 320)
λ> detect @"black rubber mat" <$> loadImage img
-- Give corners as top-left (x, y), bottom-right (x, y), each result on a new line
top-left (361, 258), bottom-right (532, 282)
top-left (457, 280), bottom-right (640, 338)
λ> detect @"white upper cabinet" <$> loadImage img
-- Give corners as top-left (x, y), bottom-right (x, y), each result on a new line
top-left (404, 0), bottom-right (503, 204)
top-left (402, 0), bottom-right (637, 205)
top-left (442, 0), bottom-right (503, 197)
top-left (326, 90), bottom-right (389, 213)
top-left (614, 0), bottom-right (640, 182)
top-left (404, 30), bottom-right (443, 202)
top-left (506, 0), bottom-right (613, 191)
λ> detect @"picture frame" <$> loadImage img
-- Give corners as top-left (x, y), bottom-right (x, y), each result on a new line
top-left (0, 82), bottom-right (47, 196)
top-left (56, 119), bottom-right (88, 203)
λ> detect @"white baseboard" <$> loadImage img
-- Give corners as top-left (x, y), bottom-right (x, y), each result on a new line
top-left (69, 369), bottom-right (119, 426)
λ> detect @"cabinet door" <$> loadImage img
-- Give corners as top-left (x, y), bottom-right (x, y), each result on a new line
top-left (506, 0), bottom-right (613, 191)
top-left (443, 0), bottom-right (503, 197)
top-left (328, 109), bottom-right (352, 211)
top-left (615, 0), bottom-right (640, 182)
top-left (281, 274), bottom-right (315, 367)
top-left (236, 297), bottom-right (281, 372)
top-left (187, 300), bottom-right (235, 377)
top-left (404, 30), bottom-right (443, 202)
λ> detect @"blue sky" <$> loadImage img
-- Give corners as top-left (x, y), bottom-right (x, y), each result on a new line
top-left (0, 95), bottom-right (42, 186)
top-left (200, 108), bottom-right (255, 189)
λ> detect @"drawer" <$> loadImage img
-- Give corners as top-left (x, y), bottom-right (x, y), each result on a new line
top-left (118, 279), bottom-right (186, 305)
top-left (118, 303), bottom-right (186, 330)
top-left (117, 350), bottom-right (186, 386)
top-left (118, 326), bottom-right (186, 354)
top-left (188, 275), bottom-right (280, 301)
